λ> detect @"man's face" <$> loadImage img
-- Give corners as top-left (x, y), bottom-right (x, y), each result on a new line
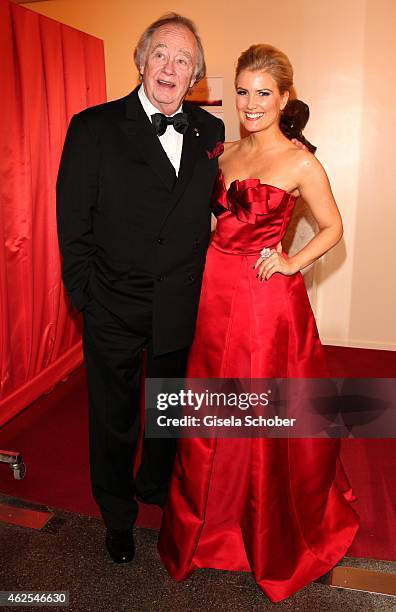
top-left (140, 24), bottom-right (197, 115)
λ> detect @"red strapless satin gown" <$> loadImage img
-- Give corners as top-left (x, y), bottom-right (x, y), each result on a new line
top-left (158, 170), bottom-right (359, 603)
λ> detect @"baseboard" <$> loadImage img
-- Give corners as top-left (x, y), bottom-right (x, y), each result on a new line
top-left (323, 338), bottom-right (396, 352)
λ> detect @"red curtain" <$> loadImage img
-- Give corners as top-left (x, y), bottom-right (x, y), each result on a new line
top-left (0, 0), bottom-right (106, 426)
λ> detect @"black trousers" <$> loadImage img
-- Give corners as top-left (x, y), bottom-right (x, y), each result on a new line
top-left (82, 299), bottom-right (188, 531)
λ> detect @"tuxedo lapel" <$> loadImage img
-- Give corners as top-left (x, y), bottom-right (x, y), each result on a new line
top-left (123, 89), bottom-right (176, 191)
top-left (171, 104), bottom-right (202, 203)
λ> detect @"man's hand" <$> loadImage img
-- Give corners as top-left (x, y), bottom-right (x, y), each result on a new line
top-left (291, 138), bottom-right (308, 151)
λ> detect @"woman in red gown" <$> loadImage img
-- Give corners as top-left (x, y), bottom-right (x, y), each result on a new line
top-left (158, 44), bottom-right (359, 603)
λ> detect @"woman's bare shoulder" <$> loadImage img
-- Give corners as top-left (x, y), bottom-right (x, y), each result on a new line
top-left (221, 140), bottom-right (240, 163)
top-left (223, 140), bottom-right (239, 151)
top-left (288, 148), bottom-right (331, 190)
top-left (285, 145), bottom-right (321, 172)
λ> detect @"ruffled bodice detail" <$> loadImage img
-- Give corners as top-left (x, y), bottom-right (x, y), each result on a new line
top-left (211, 170), bottom-right (297, 255)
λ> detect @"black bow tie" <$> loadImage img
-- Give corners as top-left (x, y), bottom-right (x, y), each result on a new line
top-left (151, 112), bottom-right (189, 136)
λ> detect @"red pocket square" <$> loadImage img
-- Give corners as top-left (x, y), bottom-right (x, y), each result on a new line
top-left (207, 142), bottom-right (224, 159)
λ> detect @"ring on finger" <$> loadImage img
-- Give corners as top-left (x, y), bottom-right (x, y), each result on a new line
top-left (260, 247), bottom-right (272, 259)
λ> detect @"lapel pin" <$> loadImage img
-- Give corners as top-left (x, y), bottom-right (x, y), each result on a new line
top-left (193, 128), bottom-right (200, 137)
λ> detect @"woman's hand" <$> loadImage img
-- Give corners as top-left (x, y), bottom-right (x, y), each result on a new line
top-left (211, 213), bottom-right (217, 233)
top-left (253, 243), bottom-right (299, 281)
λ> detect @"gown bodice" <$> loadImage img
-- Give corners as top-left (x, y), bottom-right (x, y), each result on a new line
top-left (211, 169), bottom-right (297, 255)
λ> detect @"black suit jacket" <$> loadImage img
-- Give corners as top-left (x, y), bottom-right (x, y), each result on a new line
top-left (56, 87), bottom-right (225, 354)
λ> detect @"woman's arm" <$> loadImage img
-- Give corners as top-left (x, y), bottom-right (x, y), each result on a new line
top-left (211, 213), bottom-right (217, 233)
top-left (255, 152), bottom-right (343, 280)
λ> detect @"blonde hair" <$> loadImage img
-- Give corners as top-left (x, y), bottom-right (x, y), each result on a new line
top-left (235, 44), bottom-right (293, 93)
top-left (134, 12), bottom-right (206, 82)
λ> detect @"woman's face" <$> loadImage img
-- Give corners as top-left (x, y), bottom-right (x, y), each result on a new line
top-left (235, 69), bottom-right (289, 133)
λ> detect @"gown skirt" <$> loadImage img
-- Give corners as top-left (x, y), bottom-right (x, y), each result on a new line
top-left (158, 173), bottom-right (359, 602)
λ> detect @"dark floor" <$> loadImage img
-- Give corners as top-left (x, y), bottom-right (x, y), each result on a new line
top-left (0, 495), bottom-right (395, 612)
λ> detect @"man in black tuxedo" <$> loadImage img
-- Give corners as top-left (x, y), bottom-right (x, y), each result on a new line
top-left (56, 13), bottom-right (224, 563)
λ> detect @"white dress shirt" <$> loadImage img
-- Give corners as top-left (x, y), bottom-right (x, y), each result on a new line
top-left (138, 85), bottom-right (183, 176)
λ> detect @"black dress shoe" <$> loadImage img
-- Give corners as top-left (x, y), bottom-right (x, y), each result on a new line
top-left (105, 528), bottom-right (135, 564)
